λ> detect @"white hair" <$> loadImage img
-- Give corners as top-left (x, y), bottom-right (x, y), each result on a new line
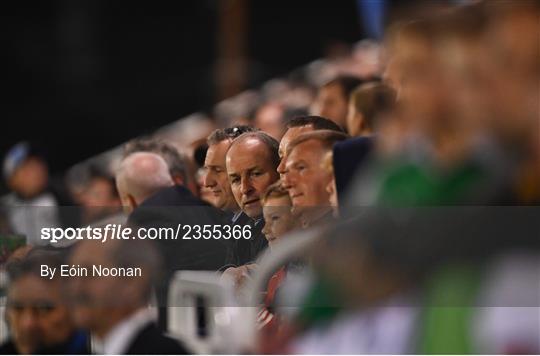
top-left (116, 152), bottom-right (173, 205)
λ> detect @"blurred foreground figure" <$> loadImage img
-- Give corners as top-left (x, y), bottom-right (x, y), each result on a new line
top-left (68, 239), bottom-right (188, 354)
top-left (481, 1), bottom-right (540, 204)
top-left (282, 1), bottom-right (540, 354)
top-left (0, 248), bottom-right (90, 354)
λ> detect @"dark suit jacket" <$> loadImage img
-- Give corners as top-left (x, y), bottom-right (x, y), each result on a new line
top-left (128, 185), bottom-right (230, 330)
top-left (332, 136), bottom-right (374, 204)
top-left (0, 331), bottom-right (90, 355)
top-left (124, 323), bottom-right (189, 354)
top-left (222, 213), bottom-right (267, 268)
top-left (128, 185), bottom-right (230, 272)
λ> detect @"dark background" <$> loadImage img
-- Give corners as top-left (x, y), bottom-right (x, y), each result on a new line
top-left (2, 0), bottom-right (364, 175)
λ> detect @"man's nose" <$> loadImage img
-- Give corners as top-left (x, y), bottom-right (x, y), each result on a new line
top-left (262, 222), bottom-right (270, 236)
top-left (203, 170), bottom-right (215, 188)
top-left (277, 157), bottom-right (287, 175)
top-left (281, 171), bottom-right (293, 190)
top-left (240, 177), bottom-right (253, 195)
top-left (19, 309), bottom-right (39, 332)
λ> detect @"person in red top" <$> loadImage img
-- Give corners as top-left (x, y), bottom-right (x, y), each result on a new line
top-left (258, 182), bottom-right (300, 330)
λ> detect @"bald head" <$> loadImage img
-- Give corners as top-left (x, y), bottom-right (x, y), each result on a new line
top-left (116, 152), bottom-right (173, 212)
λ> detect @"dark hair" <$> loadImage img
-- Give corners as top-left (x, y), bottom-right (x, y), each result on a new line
top-left (87, 164), bottom-right (118, 196)
top-left (207, 125), bottom-right (257, 146)
top-left (286, 129), bottom-right (349, 156)
top-left (124, 138), bottom-right (189, 184)
top-left (286, 115), bottom-right (344, 132)
top-left (193, 143), bottom-right (208, 168)
top-left (229, 131), bottom-right (280, 169)
top-left (322, 75), bottom-right (367, 100)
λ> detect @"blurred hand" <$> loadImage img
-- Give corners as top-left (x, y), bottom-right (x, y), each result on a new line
top-left (221, 263), bottom-right (258, 290)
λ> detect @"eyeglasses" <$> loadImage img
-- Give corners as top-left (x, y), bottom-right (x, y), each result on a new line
top-left (223, 125), bottom-right (253, 139)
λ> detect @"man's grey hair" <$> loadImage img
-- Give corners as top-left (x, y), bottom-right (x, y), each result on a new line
top-left (228, 131), bottom-right (280, 169)
top-left (116, 152), bottom-right (173, 204)
top-left (123, 138), bottom-right (190, 185)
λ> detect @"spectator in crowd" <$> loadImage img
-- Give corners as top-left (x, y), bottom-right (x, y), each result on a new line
top-left (311, 75), bottom-right (365, 131)
top-left (68, 239), bottom-right (188, 354)
top-left (346, 82), bottom-right (396, 137)
top-left (115, 152), bottom-right (173, 214)
top-left (192, 140), bottom-right (214, 204)
top-left (282, 130), bottom-right (348, 227)
top-left (256, 182), bottom-right (300, 332)
top-left (0, 248), bottom-right (90, 354)
top-left (261, 182), bottom-right (299, 249)
top-left (119, 149), bottom-right (228, 329)
top-left (277, 116), bottom-right (343, 178)
top-left (254, 103), bottom-right (286, 141)
top-left (204, 126), bottom-right (256, 217)
top-left (1, 142), bottom-right (62, 245)
top-left (222, 131), bottom-right (280, 272)
top-left (332, 82), bottom-right (396, 203)
top-left (78, 167), bottom-right (122, 225)
top-left (123, 138), bottom-right (199, 197)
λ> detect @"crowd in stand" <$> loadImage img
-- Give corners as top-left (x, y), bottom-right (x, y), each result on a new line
top-left (0, 1), bottom-right (539, 354)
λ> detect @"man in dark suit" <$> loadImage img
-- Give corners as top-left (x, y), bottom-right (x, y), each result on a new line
top-left (68, 239), bottom-right (189, 354)
top-left (225, 131), bottom-right (281, 259)
top-left (116, 150), bottom-right (229, 330)
top-left (116, 149), bottom-right (229, 272)
top-left (127, 181), bottom-right (229, 272)
top-left (222, 131), bottom-right (281, 281)
top-left (202, 126), bottom-right (260, 269)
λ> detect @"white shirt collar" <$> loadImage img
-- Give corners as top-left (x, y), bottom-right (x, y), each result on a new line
top-left (92, 307), bottom-right (157, 355)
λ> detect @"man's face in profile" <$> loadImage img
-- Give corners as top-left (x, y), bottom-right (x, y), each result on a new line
top-left (226, 138), bottom-right (279, 218)
top-left (283, 139), bottom-right (333, 209)
top-left (314, 84), bottom-right (348, 128)
top-left (6, 275), bottom-right (73, 354)
top-left (277, 125), bottom-right (313, 177)
top-left (204, 139), bottom-right (238, 211)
